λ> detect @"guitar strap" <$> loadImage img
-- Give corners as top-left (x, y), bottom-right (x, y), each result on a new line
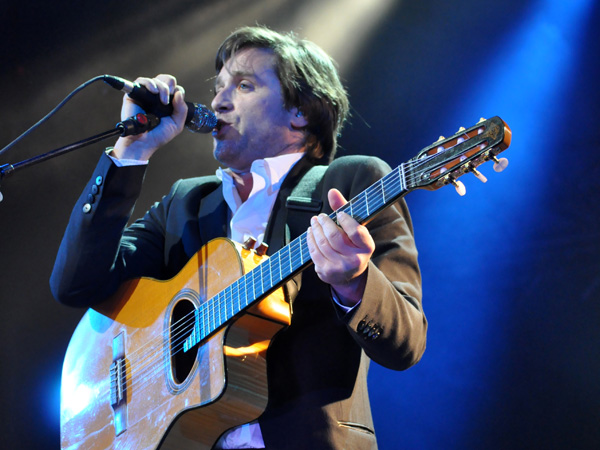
top-left (284, 164), bottom-right (328, 242)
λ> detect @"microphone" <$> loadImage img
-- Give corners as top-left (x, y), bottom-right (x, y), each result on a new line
top-left (103, 75), bottom-right (217, 133)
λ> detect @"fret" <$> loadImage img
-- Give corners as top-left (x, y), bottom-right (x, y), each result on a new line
top-left (216, 291), bottom-right (221, 327)
top-left (251, 268), bottom-right (256, 307)
top-left (278, 248), bottom-right (286, 279)
top-left (241, 272), bottom-right (247, 311)
top-left (398, 164), bottom-right (406, 193)
top-left (217, 290), bottom-right (223, 328)
top-left (206, 298), bottom-right (212, 336)
top-left (222, 285), bottom-right (228, 320)
top-left (298, 235), bottom-right (304, 266)
top-left (277, 254), bottom-right (282, 279)
top-left (222, 288), bottom-right (227, 323)
top-left (219, 288), bottom-right (225, 326)
top-left (287, 245), bottom-right (293, 274)
top-left (301, 234), bottom-right (310, 266)
top-left (233, 277), bottom-right (239, 315)
top-left (381, 172), bottom-right (391, 203)
top-left (256, 268), bottom-right (262, 299)
top-left (277, 251), bottom-right (282, 283)
top-left (258, 262), bottom-right (265, 297)
top-left (228, 282), bottom-right (234, 318)
top-left (352, 195), bottom-right (365, 223)
top-left (375, 182), bottom-right (385, 210)
top-left (208, 296), bottom-right (214, 334)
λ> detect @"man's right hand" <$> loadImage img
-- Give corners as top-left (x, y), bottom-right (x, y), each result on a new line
top-left (112, 74), bottom-right (188, 161)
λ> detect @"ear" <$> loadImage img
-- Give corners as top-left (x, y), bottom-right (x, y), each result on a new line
top-left (290, 107), bottom-right (308, 128)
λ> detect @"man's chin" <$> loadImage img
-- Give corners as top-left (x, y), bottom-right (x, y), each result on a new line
top-left (213, 144), bottom-right (236, 167)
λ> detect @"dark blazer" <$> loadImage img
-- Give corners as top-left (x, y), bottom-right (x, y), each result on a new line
top-left (51, 152), bottom-right (427, 449)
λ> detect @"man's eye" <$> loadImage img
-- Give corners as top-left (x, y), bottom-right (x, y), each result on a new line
top-left (238, 82), bottom-right (251, 90)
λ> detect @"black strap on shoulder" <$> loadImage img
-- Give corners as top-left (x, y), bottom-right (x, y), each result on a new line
top-left (285, 164), bottom-right (327, 241)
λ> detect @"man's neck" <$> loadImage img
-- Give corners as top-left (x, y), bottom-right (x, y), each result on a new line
top-left (230, 171), bottom-right (254, 203)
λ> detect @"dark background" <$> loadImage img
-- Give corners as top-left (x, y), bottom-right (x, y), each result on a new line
top-left (1, 0), bottom-right (599, 448)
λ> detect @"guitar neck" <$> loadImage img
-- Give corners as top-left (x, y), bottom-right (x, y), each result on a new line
top-left (184, 164), bottom-right (410, 351)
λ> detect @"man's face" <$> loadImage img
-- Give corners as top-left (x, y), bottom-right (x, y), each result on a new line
top-left (211, 47), bottom-right (303, 172)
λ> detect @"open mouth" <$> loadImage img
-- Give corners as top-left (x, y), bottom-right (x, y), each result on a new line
top-left (213, 119), bottom-right (231, 138)
top-left (214, 119), bottom-right (229, 131)
top-left (213, 119), bottom-right (227, 134)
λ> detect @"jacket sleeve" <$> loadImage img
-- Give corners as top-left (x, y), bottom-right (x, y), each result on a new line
top-left (324, 155), bottom-right (427, 371)
top-left (50, 152), bottom-right (172, 307)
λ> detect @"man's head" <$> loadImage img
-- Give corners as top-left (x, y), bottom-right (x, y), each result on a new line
top-left (214, 26), bottom-right (349, 164)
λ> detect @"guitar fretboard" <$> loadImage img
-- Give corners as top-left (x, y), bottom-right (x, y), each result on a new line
top-left (183, 163), bottom-right (409, 351)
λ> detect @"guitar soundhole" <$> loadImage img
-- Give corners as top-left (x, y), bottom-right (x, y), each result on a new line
top-left (171, 299), bottom-right (199, 384)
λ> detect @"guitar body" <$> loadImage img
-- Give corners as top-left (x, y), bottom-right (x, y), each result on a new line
top-left (60, 238), bottom-right (291, 449)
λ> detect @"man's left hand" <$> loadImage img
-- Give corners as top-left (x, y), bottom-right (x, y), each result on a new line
top-left (306, 188), bottom-right (375, 307)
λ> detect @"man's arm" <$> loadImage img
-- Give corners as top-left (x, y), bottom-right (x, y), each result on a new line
top-left (307, 155), bottom-right (427, 370)
top-left (50, 75), bottom-right (188, 306)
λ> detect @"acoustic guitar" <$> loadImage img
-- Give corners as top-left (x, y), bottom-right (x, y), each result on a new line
top-left (60, 117), bottom-right (511, 449)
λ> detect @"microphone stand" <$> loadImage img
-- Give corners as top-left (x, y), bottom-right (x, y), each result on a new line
top-left (0, 113), bottom-right (160, 202)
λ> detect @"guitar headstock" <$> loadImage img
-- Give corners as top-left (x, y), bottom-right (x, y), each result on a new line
top-left (405, 116), bottom-right (512, 195)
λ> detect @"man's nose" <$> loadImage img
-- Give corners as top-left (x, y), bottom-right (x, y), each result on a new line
top-left (211, 88), bottom-right (233, 112)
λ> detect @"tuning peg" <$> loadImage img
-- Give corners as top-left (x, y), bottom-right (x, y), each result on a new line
top-left (478, 117), bottom-right (486, 123)
top-left (243, 236), bottom-right (257, 250)
top-left (451, 179), bottom-right (466, 196)
top-left (437, 135), bottom-right (445, 142)
top-left (491, 155), bottom-right (509, 172)
top-left (470, 165), bottom-right (487, 183)
top-left (256, 242), bottom-right (269, 256)
top-left (457, 126), bottom-right (466, 132)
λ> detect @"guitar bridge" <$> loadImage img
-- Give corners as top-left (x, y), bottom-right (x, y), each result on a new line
top-left (110, 332), bottom-right (128, 436)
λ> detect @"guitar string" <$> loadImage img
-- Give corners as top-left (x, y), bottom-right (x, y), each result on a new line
top-left (111, 143), bottom-right (485, 396)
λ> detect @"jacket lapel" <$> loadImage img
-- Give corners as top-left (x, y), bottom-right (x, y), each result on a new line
top-left (197, 181), bottom-right (228, 245)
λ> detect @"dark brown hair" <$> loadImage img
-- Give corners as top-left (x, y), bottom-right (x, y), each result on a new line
top-left (215, 26), bottom-right (349, 164)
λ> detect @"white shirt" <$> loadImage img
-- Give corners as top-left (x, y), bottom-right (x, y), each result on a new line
top-left (216, 152), bottom-right (305, 246)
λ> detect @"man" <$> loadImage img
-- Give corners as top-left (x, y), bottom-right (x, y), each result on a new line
top-left (51, 26), bottom-right (427, 449)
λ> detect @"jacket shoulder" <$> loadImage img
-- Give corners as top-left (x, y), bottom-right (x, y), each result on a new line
top-left (327, 154), bottom-right (392, 177)
top-left (167, 175), bottom-right (222, 200)
top-left (324, 155), bottom-right (393, 192)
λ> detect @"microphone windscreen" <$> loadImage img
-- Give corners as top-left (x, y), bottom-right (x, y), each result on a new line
top-left (187, 104), bottom-right (217, 134)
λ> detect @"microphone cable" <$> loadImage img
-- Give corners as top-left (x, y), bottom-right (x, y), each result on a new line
top-left (0, 75), bottom-right (106, 158)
